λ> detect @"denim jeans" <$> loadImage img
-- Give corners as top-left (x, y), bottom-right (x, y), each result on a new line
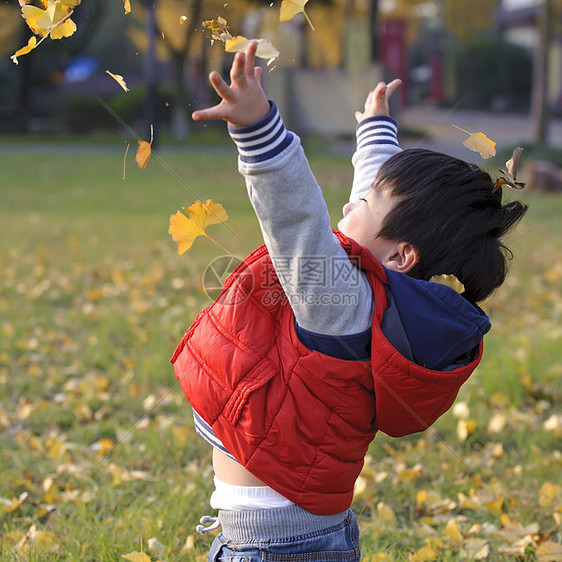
top-left (206, 506), bottom-right (360, 562)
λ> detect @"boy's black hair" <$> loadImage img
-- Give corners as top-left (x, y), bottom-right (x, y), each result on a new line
top-left (375, 148), bottom-right (528, 303)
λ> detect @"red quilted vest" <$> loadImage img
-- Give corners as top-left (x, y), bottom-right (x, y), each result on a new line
top-left (171, 232), bottom-right (483, 515)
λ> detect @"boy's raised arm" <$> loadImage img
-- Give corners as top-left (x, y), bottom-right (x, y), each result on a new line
top-left (348, 79), bottom-right (403, 208)
top-left (192, 41), bottom-right (269, 127)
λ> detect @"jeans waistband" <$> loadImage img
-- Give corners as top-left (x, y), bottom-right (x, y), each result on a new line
top-left (218, 505), bottom-right (349, 541)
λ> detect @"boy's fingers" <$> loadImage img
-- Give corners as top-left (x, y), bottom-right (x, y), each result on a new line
top-left (385, 79), bottom-right (402, 99)
top-left (230, 52), bottom-right (246, 84)
top-left (209, 71), bottom-right (232, 100)
top-left (245, 40), bottom-right (258, 78)
top-left (192, 104), bottom-right (224, 122)
top-left (254, 65), bottom-right (263, 83)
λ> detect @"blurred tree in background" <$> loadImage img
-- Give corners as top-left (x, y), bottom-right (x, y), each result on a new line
top-left (1, 0), bottom-right (560, 140)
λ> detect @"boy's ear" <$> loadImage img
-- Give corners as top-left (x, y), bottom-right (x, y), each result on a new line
top-left (387, 242), bottom-right (418, 273)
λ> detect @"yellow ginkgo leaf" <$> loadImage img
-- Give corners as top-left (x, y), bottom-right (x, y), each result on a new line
top-left (135, 125), bottom-right (153, 170)
top-left (169, 200), bottom-right (229, 255)
top-left (21, 5), bottom-right (49, 36)
top-left (11, 36), bottom-right (37, 65)
top-left (135, 141), bottom-right (152, 170)
top-left (121, 552), bottom-right (151, 562)
top-left (35, 0), bottom-right (78, 39)
top-left (225, 36), bottom-right (279, 61)
top-left (453, 125), bottom-right (496, 159)
top-left (106, 70), bottom-right (129, 92)
top-left (124, 0), bottom-right (131, 14)
top-left (202, 16), bottom-right (231, 42)
top-left (445, 519), bottom-right (463, 545)
top-left (429, 274), bottom-right (465, 294)
top-left (280, 0), bottom-right (314, 30)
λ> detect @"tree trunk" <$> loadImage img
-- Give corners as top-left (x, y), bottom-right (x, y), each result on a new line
top-left (144, 0), bottom-right (158, 149)
top-left (530, 0), bottom-right (552, 145)
top-left (369, 0), bottom-right (379, 63)
top-left (165, 0), bottom-right (202, 140)
top-left (172, 53), bottom-right (189, 140)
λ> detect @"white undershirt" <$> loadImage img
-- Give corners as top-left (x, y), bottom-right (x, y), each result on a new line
top-left (210, 476), bottom-right (295, 511)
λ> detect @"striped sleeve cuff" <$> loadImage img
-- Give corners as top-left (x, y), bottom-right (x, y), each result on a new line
top-left (356, 115), bottom-right (399, 151)
top-left (228, 101), bottom-right (294, 164)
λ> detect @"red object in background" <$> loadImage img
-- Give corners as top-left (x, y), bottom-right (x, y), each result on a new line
top-left (380, 20), bottom-right (408, 107)
top-left (429, 54), bottom-right (443, 104)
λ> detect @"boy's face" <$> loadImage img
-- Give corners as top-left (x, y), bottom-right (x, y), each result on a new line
top-left (338, 188), bottom-right (409, 271)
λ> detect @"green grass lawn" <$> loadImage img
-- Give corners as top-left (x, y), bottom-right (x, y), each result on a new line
top-left (0, 147), bottom-right (561, 561)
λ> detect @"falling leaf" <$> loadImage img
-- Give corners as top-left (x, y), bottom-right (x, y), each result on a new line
top-left (106, 70), bottom-right (129, 92)
top-left (505, 147), bottom-right (524, 178)
top-left (493, 147), bottom-right (526, 192)
top-left (179, 15), bottom-right (188, 24)
top-left (124, 0), bottom-right (131, 14)
top-left (225, 36), bottom-right (279, 61)
top-left (452, 125), bottom-right (496, 159)
top-left (123, 143), bottom-right (130, 180)
top-left (10, 36), bottom-right (37, 65)
top-left (26, 0), bottom-right (81, 40)
top-left (429, 274), bottom-right (464, 294)
top-left (280, 0), bottom-right (315, 30)
top-left (135, 125), bottom-right (153, 170)
top-left (169, 200), bottom-right (229, 255)
top-left (202, 16), bottom-right (232, 42)
top-left (136, 141), bottom-right (151, 169)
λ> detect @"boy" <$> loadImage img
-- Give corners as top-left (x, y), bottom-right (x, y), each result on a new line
top-left (171, 41), bottom-right (527, 560)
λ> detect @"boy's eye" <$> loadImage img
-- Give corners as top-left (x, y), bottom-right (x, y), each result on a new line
top-left (359, 197), bottom-right (367, 203)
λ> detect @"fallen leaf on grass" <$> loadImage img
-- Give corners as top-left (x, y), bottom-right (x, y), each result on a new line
top-left (169, 200), bottom-right (229, 255)
top-left (536, 540), bottom-right (562, 561)
top-left (1, 492), bottom-right (29, 514)
top-left (106, 70), bottom-right (130, 92)
top-left (122, 552), bottom-right (151, 562)
top-left (280, 0), bottom-right (315, 30)
top-left (444, 519), bottom-right (463, 545)
top-left (452, 125), bottom-right (496, 159)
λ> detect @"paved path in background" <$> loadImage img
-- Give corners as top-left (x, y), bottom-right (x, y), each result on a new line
top-left (1, 107), bottom-right (561, 161)
top-left (397, 106), bottom-right (562, 161)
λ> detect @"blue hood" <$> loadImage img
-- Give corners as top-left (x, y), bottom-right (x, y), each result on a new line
top-left (383, 268), bottom-right (491, 371)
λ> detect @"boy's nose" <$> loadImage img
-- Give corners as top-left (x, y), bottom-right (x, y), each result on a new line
top-left (342, 202), bottom-right (356, 217)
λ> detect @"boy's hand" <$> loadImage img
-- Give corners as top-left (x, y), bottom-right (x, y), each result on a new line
top-left (192, 41), bottom-right (270, 127)
top-left (355, 79), bottom-right (402, 123)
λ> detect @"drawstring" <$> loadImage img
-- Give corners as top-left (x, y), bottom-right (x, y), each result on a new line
top-left (196, 515), bottom-right (221, 535)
